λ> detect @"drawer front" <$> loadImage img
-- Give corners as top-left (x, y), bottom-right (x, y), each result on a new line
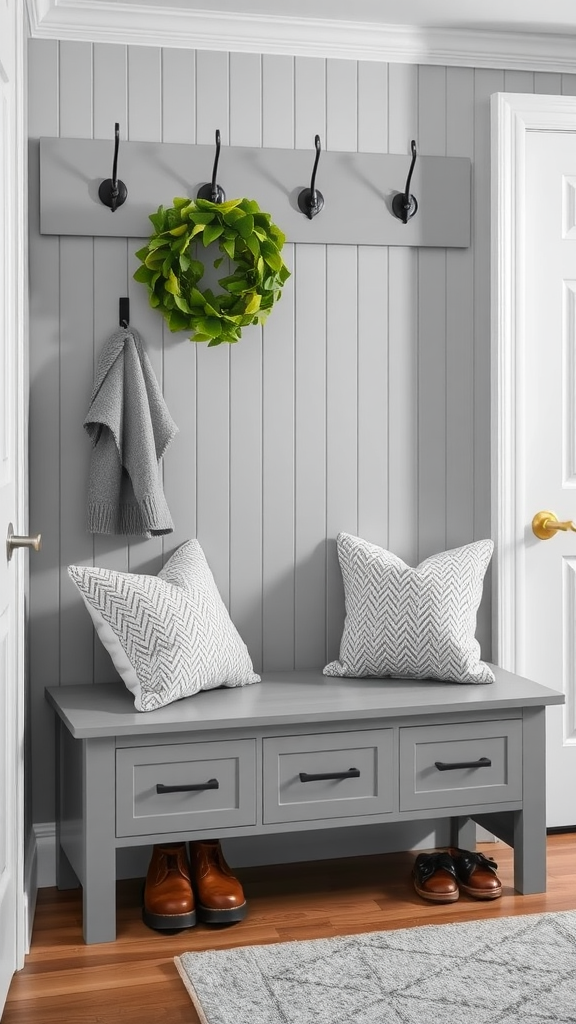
top-left (263, 729), bottom-right (395, 824)
top-left (116, 739), bottom-right (256, 837)
top-left (399, 719), bottom-right (522, 811)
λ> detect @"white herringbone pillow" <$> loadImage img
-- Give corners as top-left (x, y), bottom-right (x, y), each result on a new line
top-left (68, 539), bottom-right (260, 711)
top-left (324, 533), bottom-right (495, 684)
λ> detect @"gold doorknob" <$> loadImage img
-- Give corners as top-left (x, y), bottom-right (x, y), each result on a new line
top-left (6, 523), bottom-right (42, 561)
top-left (532, 510), bottom-right (576, 540)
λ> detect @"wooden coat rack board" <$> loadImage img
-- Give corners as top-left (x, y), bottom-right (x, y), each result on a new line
top-left (39, 137), bottom-right (471, 248)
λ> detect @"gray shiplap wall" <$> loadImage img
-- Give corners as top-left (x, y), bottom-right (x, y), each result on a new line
top-left (27, 40), bottom-right (576, 829)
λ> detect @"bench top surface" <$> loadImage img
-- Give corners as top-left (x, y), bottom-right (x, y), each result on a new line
top-left (45, 666), bottom-right (564, 739)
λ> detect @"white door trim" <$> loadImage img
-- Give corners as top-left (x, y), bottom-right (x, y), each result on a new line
top-left (491, 92), bottom-right (576, 674)
top-left (13, 0), bottom-right (29, 967)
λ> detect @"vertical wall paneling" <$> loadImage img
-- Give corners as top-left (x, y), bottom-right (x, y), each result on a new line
top-left (294, 244), bottom-right (327, 668)
top-left (126, 47), bottom-right (164, 575)
top-left (534, 72), bottom-right (563, 94)
top-left (161, 47), bottom-right (195, 145)
top-left (161, 319), bottom-right (198, 560)
top-left (417, 65), bottom-right (447, 561)
top-left (357, 62), bottom-right (389, 550)
top-left (28, 41), bottom-right (545, 831)
top-left (357, 246), bottom-right (389, 547)
top-left (59, 42), bottom-right (92, 137)
top-left (262, 55), bottom-right (296, 670)
top-left (503, 71), bottom-right (534, 93)
top-left (562, 75), bottom-right (576, 96)
top-left (127, 46), bottom-right (161, 142)
top-left (92, 44), bottom-right (130, 681)
top-left (325, 61), bottom-right (358, 658)
top-left (195, 343), bottom-right (231, 604)
top-left (229, 332), bottom-right (264, 666)
top-left (294, 57), bottom-right (326, 150)
top-left (326, 59), bottom-right (357, 153)
top-left (387, 63), bottom-right (418, 563)
top-left (195, 50), bottom-right (229, 145)
top-left (446, 67), bottom-right (475, 551)
top-left (28, 38), bottom-right (60, 822)
top-left (194, 50), bottom-right (231, 603)
top-left (160, 48), bottom-right (197, 562)
top-left (93, 43), bottom-right (127, 139)
top-left (358, 61), bottom-right (388, 154)
top-left (262, 248), bottom-right (295, 670)
top-left (230, 52), bottom-right (262, 147)
top-left (58, 235), bottom-right (94, 684)
top-left (388, 63), bottom-right (418, 156)
top-left (474, 68), bottom-right (504, 657)
top-left (126, 227), bottom-right (165, 578)
top-left (92, 238), bottom-right (130, 684)
top-left (326, 245), bottom-right (358, 660)
top-left (294, 55), bottom-right (327, 667)
top-left (58, 42), bottom-right (95, 687)
top-left (229, 52), bottom-right (263, 664)
top-left (262, 55), bottom-right (294, 149)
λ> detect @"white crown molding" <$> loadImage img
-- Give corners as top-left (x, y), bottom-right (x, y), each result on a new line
top-left (25, 0), bottom-right (576, 72)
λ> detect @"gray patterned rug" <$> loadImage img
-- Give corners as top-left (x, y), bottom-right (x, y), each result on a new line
top-left (175, 910), bottom-right (576, 1024)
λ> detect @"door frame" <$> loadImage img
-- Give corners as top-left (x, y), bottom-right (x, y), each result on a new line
top-left (11, 0), bottom-right (28, 972)
top-left (491, 92), bottom-right (576, 673)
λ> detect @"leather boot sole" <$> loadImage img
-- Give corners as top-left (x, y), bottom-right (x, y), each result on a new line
top-left (458, 882), bottom-right (502, 900)
top-left (413, 881), bottom-right (459, 903)
top-left (197, 901), bottom-right (248, 924)
top-left (142, 906), bottom-right (197, 931)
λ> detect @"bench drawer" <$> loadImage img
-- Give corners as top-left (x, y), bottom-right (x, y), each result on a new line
top-left (116, 739), bottom-right (257, 837)
top-left (263, 729), bottom-right (395, 824)
top-left (399, 719), bottom-right (522, 811)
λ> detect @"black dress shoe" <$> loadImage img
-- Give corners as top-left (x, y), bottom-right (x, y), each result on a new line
top-left (412, 851), bottom-right (459, 903)
top-left (448, 848), bottom-right (502, 899)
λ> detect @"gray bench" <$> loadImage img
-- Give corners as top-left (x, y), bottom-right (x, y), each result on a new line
top-left (46, 665), bottom-right (564, 944)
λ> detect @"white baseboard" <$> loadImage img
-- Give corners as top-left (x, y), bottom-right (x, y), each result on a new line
top-left (23, 826), bottom-right (39, 953)
top-left (477, 825), bottom-right (498, 843)
top-left (34, 822), bottom-right (57, 889)
top-left (34, 820), bottom-right (496, 889)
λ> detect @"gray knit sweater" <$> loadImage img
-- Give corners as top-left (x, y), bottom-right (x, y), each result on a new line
top-left (84, 327), bottom-right (178, 537)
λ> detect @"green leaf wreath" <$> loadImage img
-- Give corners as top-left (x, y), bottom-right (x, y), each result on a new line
top-left (133, 196), bottom-right (291, 345)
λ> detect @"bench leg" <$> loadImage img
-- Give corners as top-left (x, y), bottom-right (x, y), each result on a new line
top-left (513, 707), bottom-right (547, 894)
top-left (450, 815), bottom-right (476, 850)
top-left (56, 843), bottom-right (79, 891)
top-left (83, 737), bottom-right (117, 943)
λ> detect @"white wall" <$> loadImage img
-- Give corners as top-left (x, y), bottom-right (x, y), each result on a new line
top-left (27, 39), bottom-right (576, 850)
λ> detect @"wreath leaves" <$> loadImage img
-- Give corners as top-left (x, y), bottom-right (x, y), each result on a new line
top-left (134, 196), bottom-right (290, 345)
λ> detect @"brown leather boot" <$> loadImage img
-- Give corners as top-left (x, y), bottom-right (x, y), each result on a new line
top-left (449, 848), bottom-right (503, 899)
top-left (412, 851), bottom-right (459, 903)
top-left (189, 839), bottom-right (247, 923)
top-left (143, 842), bottom-right (196, 931)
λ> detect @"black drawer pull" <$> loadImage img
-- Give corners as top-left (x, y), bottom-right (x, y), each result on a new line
top-left (434, 757), bottom-right (492, 772)
top-left (299, 768), bottom-right (360, 783)
top-left (156, 778), bottom-right (219, 794)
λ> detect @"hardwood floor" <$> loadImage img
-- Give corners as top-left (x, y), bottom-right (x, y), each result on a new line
top-left (4, 835), bottom-right (576, 1023)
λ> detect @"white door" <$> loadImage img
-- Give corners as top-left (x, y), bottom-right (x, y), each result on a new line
top-left (523, 129), bottom-right (576, 827)
top-left (493, 93), bottom-right (576, 830)
top-left (0, 0), bottom-right (28, 1012)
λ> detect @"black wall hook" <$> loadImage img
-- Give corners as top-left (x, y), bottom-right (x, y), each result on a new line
top-left (392, 140), bottom-right (418, 224)
top-left (98, 123), bottom-right (128, 212)
top-left (298, 135), bottom-right (324, 220)
top-left (197, 129), bottom-right (226, 204)
top-left (119, 297), bottom-right (130, 328)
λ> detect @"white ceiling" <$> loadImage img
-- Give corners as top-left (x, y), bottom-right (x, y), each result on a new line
top-left (26, 0), bottom-right (576, 71)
